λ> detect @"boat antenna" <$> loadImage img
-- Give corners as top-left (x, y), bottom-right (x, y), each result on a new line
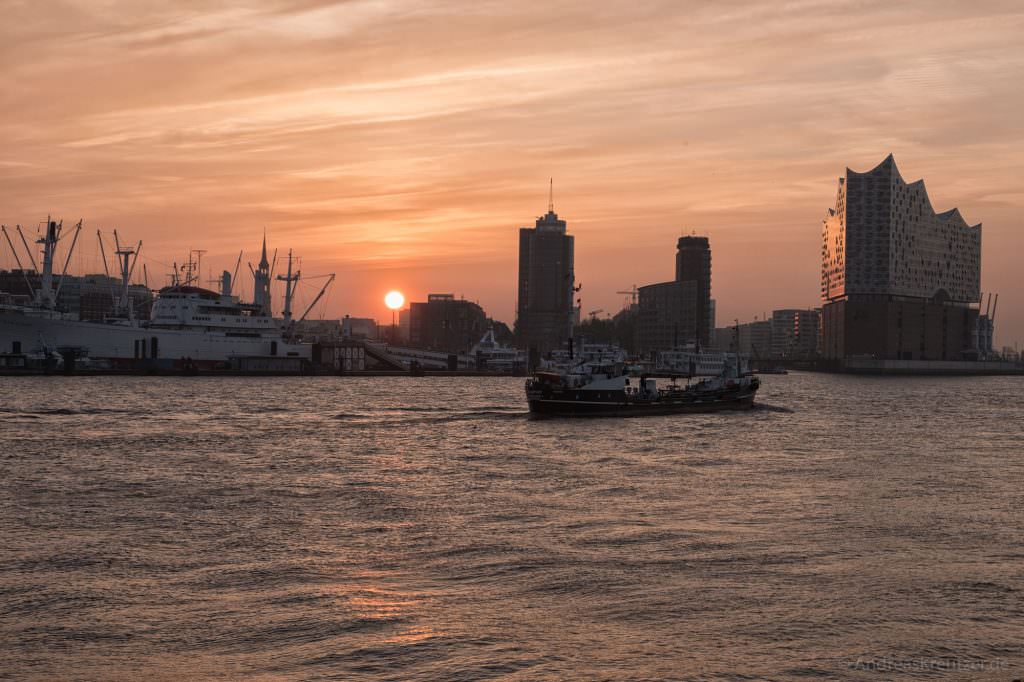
top-left (190, 250), bottom-right (206, 286)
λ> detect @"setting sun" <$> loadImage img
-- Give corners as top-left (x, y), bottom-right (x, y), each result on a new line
top-left (384, 290), bottom-right (405, 310)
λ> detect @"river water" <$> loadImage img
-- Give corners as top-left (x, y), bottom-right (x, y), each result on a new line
top-left (1, 373), bottom-right (1022, 680)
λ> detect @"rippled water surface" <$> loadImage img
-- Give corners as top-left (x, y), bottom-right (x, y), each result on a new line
top-left (2, 373), bottom-right (1023, 680)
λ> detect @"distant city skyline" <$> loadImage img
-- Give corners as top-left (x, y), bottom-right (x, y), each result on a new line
top-left (1, 1), bottom-right (1022, 346)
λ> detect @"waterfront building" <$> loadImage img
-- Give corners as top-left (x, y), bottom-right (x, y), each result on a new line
top-left (515, 200), bottom-right (575, 354)
top-left (676, 236), bottom-right (713, 348)
top-left (770, 308), bottom-right (821, 359)
top-left (295, 319), bottom-right (343, 342)
top-left (976, 314), bottom-right (994, 356)
top-left (742, 319), bottom-right (774, 358)
top-left (409, 293), bottom-right (488, 353)
top-left (820, 156), bottom-right (981, 360)
top-left (638, 234), bottom-right (712, 353)
top-left (770, 309), bottom-right (799, 357)
top-left (794, 308), bottom-right (821, 357)
top-left (711, 326), bottom-right (733, 351)
top-left (341, 315), bottom-right (378, 339)
top-left (713, 319), bottom-right (772, 356)
top-left (0, 269), bottom-right (152, 320)
top-left (638, 280), bottom-right (697, 354)
top-left (398, 308), bottom-right (411, 343)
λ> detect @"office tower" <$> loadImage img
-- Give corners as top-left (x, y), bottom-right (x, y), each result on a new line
top-left (675, 236), bottom-right (712, 348)
top-left (638, 235), bottom-right (712, 353)
top-left (515, 198), bottom-right (575, 354)
top-left (638, 280), bottom-right (698, 354)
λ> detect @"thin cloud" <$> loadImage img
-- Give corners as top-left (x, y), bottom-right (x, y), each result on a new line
top-left (0, 0), bottom-right (1021, 335)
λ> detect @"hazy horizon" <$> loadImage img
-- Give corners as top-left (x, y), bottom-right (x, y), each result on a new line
top-left (2, 1), bottom-right (1022, 346)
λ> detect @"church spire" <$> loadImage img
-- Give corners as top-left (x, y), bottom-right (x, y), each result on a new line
top-left (259, 230), bottom-right (269, 269)
top-left (253, 231), bottom-right (273, 316)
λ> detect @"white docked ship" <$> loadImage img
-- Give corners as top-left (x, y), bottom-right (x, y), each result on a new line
top-left (0, 218), bottom-right (332, 369)
top-left (655, 347), bottom-right (748, 376)
top-left (545, 341), bottom-right (629, 371)
top-left (471, 328), bottom-right (526, 373)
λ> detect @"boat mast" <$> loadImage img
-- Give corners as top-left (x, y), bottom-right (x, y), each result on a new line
top-left (191, 250), bottom-right (206, 286)
top-left (37, 218), bottom-right (60, 308)
top-left (113, 230), bottom-right (142, 321)
top-left (277, 249), bottom-right (299, 325)
top-left (733, 318), bottom-right (742, 375)
top-left (15, 217), bottom-right (68, 310)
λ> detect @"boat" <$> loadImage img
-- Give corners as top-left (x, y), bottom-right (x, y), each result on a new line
top-left (655, 346), bottom-right (741, 376)
top-left (0, 218), bottom-right (333, 370)
top-left (525, 354), bottom-right (759, 418)
top-left (544, 340), bottom-right (629, 371)
top-left (470, 328), bottom-right (526, 373)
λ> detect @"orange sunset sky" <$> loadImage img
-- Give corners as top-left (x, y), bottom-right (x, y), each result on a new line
top-left (1, 1), bottom-right (1022, 345)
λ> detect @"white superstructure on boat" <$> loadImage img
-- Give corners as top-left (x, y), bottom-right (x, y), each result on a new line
top-left (655, 348), bottom-right (748, 376)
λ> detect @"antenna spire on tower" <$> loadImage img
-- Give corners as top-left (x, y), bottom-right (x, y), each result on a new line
top-left (548, 178), bottom-right (554, 213)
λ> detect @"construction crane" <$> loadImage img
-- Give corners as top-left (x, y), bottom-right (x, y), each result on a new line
top-left (587, 308), bottom-right (604, 321)
top-left (616, 285), bottom-right (638, 310)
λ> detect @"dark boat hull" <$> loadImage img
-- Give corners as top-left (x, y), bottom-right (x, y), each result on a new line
top-left (527, 387), bottom-right (758, 418)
